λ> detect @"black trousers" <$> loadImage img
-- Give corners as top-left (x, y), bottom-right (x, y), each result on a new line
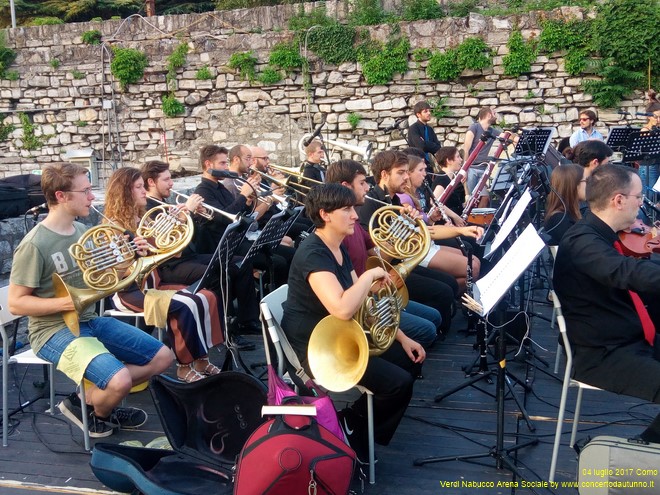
top-left (572, 341), bottom-right (660, 403)
top-left (352, 341), bottom-right (418, 445)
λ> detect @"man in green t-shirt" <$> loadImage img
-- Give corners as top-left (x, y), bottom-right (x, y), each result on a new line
top-left (8, 162), bottom-right (172, 438)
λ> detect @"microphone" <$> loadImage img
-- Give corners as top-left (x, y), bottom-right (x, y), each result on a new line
top-left (209, 169), bottom-right (239, 179)
top-left (637, 112), bottom-right (655, 117)
top-left (303, 115), bottom-right (327, 147)
top-left (383, 117), bottom-right (406, 133)
top-left (27, 203), bottom-right (48, 215)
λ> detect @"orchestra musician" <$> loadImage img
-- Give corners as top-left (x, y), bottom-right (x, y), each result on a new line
top-left (325, 159), bottom-right (440, 348)
top-left (357, 149), bottom-right (459, 332)
top-left (553, 164), bottom-right (660, 444)
top-left (301, 139), bottom-right (327, 185)
top-left (281, 182), bottom-right (424, 463)
top-left (104, 167), bottom-right (223, 383)
top-left (8, 162), bottom-right (171, 437)
top-left (398, 152), bottom-right (482, 292)
top-left (462, 107), bottom-right (500, 209)
top-left (141, 159), bottom-right (256, 351)
top-left (432, 146), bottom-right (468, 224)
top-left (543, 163), bottom-right (586, 246)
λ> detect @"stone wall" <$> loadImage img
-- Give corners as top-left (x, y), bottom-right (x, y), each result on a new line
top-left (0, 2), bottom-right (648, 187)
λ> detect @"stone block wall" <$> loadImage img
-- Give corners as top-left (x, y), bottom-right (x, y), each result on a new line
top-left (0, 2), bottom-right (648, 186)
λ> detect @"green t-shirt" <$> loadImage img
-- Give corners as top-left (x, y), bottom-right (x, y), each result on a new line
top-left (10, 222), bottom-right (97, 353)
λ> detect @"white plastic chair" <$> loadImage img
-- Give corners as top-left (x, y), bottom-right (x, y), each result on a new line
top-left (260, 284), bottom-right (376, 484)
top-left (548, 290), bottom-right (604, 482)
top-left (99, 298), bottom-right (162, 342)
top-left (1, 285), bottom-right (90, 450)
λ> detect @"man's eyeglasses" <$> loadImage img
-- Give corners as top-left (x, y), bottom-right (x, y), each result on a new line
top-left (253, 156), bottom-right (269, 160)
top-left (67, 187), bottom-right (94, 196)
top-left (579, 118), bottom-right (591, 122)
top-left (619, 193), bottom-right (643, 201)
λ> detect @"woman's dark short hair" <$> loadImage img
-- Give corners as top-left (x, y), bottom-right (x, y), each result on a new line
top-left (305, 183), bottom-right (356, 228)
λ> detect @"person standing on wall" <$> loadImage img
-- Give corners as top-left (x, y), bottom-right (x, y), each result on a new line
top-left (408, 100), bottom-right (442, 172)
top-left (462, 106), bottom-right (501, 209)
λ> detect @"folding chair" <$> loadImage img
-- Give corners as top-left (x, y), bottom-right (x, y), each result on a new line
top-left (548, 290), bottom-right (604, 482)
top-left (1, 285), bottom-right (90, 450)
top-left (260, 284), bottom-right (377, 484)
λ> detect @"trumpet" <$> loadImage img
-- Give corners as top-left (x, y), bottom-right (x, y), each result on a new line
top-left (246, 169), bottom-right (306, 205)
top-left (169, 190), bottom-right (243, 222)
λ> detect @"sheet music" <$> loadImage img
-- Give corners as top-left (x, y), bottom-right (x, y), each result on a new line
top-left (474, 224), bottom-right (545, 316)
top-left (653, 176), bottom-right (660, 193)
top-left (487, 189), bottom-right (532, 256)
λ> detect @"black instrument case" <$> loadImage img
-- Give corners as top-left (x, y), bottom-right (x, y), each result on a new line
top-left (90, 372), bottom-right (267, 495)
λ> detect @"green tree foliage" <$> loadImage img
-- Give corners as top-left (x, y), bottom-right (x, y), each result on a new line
top-left (593, 0), bottom-right (660, 74)
top-left (306, 23), bottom-right (357, 65)
top-left (583, 58), bottom-right (645, 108)
top-left (228, 51), bottom-right (258, 81)
top-left (38, 0), bottom-right (142, 22)
top-left (348, 0), bottom-right (392, 26)
top-left (0, 31), bottom-right (17, 78)
top-left (426, 37), bottom-right (491, 81)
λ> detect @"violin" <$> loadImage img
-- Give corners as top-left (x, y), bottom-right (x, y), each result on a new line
top-left (617, 219), bottom-right (660, 258)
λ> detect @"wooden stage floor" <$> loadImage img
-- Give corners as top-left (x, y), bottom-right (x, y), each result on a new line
top-left (1, 273), bottom-right (657, 495)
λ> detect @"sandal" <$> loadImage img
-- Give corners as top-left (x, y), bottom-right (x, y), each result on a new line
top-left (176, 363), bottom-right (205, 383)
top-left (193, 357), bottom-right (221, 376)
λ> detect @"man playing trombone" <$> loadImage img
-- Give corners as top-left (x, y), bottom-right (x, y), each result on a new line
top-left (8, 162), bottom-right (172, 438)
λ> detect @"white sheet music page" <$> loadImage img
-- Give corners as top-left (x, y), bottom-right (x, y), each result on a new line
top-left (653, 176), bottom-right (660, 193)
top-left (473, 223), bottom-right (545, 316)
top-left (487, 189), bottom-right (533, 256)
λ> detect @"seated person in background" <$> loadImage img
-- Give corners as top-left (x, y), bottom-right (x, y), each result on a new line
top-left (553, 164), bottom-right (660, 443)
top-left (217, 144), bottom-right (294, 289)
top-left (357, 149), bottom-right (460, 331)
top-left (571, 140), bottom-right (613, 215)
top-left (281, 183), bottom-right (424, 462)
top-left (543, 163), bottom-right (585, 246)
top-left (193, 145), bottom-right (263, 338)
top-left (639, 90), bottom-right (660, 200)
top-left (142, 159), bottom-right (256, 351)
top-left (104, 167), bottom-right (224, 383)
top-left (301, 139), bottom-right (327, 185)
top-left (569, 109), bottom-right (604, 148)
top-left (325, 158), bottom-right (440, 348)
top-left (398, 152), bottom-right (482, 293)
top-left (8, 162), bottom-right (172, 437)
top-left (251, 145), bottom-right (314, 242)
top-left (432, 146), bottom-right (467, 224)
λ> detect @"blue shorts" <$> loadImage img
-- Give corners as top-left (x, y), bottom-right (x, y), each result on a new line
top-left (37, 317), bottom-right (164, 390)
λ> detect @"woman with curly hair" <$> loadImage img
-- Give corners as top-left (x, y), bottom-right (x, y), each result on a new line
top-left (104, 167), bottom-right (224, 383)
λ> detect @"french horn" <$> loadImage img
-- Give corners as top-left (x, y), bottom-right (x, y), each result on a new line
top-left (53, 204), bottom-right (194, 336)
top-left (307, 206), bottom-right (430, 392)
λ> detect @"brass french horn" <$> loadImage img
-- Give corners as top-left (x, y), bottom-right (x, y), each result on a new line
top-left (53, 204), bottom-right (194, 336)
top-left (308, 206), bottom-right (430, 392)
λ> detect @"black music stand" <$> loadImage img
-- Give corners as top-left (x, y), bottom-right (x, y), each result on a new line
top-left (606, 126), bottom-right (641, 154)
top-left (190, 216), bottom-right (254, 295)
top-left (415, 225), bottom-right (545, 477)
top-left (622, 130), bottom-right (660, 163)
top-left (238, 206), bottom-right (303, 273)
top-left (513, 128), bottom-right (554, 158)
